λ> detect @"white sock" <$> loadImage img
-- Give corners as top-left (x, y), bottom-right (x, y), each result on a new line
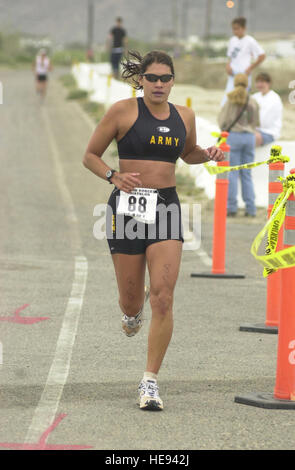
top-left (143, 371), bottom-right (157, 382)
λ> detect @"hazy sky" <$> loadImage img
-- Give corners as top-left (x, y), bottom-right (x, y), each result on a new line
top-left (0, 0), bottom-right (294, 45)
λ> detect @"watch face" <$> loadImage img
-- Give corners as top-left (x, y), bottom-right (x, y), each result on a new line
top-left (106, 170), bottom-right (112, 178)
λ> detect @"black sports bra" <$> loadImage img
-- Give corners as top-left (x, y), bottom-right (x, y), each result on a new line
top-left (117, 97), bottom-right (186, 163)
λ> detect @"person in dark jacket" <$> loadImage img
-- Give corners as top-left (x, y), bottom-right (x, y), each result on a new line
top-left (107, 17), bottom-right (128, 79)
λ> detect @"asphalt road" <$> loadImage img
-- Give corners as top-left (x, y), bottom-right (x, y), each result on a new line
top-left (0, 67), bottom-right (295, 451)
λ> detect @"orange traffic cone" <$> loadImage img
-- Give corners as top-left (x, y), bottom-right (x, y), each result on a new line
top-left (235, 170), bottom-right (295, 409)
top-left (191, 142), bottom-right (245, 279)
top-left (273, 178), bottom-right (295, 402)
top-left (239, 154), bottom-right (285, 334)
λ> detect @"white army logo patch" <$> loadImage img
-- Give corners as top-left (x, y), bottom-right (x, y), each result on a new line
top-left (157, 126), bottom-right (170, 133)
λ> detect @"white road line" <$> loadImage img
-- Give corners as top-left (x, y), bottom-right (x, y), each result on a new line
top-left (24, 255), bottom-right (88, 443)
top-left (194, 247), bottom-right (212, 267)
top-left (24, 106), bottom-right (88, 443)
top-left (182, 209), bottom-right (212, 266)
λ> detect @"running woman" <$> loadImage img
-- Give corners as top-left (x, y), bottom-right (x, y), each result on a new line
top-left (83, 50), bottom-right (224, 411)
top-left (33, 48), bottom-right (52, 100)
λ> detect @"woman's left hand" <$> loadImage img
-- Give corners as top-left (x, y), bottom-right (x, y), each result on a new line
top-left (204, 146), bottom-right (225, 162)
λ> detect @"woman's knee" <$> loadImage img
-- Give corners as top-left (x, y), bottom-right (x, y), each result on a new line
top-left (150, 287), bottom-right (174, 316)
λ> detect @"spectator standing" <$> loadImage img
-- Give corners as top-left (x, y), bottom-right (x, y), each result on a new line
top-left (222, 17), bottom-right (266, 106)
top-left (252, 72), bottom-right (283, 146)
top-left (107, 17), bottom-right (128, 79)
top-left (218, 73), bottom-right (260, 217)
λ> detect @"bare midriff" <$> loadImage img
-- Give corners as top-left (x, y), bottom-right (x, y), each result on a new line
top-left (119, 159), bottom-right (177, 189)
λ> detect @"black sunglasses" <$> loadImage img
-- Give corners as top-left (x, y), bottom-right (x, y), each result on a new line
top-left (142, 73), bottom-right (174, 83)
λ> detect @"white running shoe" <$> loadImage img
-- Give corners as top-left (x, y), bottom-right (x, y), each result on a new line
top-left (121, 286), bottom-right (150, 337)
top-left (138, 379), bottom-right (163, 411)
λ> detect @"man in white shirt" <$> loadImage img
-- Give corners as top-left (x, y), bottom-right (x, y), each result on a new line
top-left (222, 17), bottom-right (266, 106)
top-left (252, 72), bottom-right (283, 146)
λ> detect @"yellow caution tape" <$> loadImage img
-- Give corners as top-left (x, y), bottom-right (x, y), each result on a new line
top-left (211, 131), bottom-right (228, 147)
top-left (270, 145), bottom-right (283, 157)
top-left (204, 154), bottom-right (289, 175)
top-left (251, 175), bottom-right (295, 277)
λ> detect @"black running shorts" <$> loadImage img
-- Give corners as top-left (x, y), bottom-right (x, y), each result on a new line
top-left (106, 186), bottom-right (184, 255)
top-left (37, 74), bottom-right (47, 81)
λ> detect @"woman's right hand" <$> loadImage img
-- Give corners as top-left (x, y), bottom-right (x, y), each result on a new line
top-left (111, 172), bottom-right (142, 193)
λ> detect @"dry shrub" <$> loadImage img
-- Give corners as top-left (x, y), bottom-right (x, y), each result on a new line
top-left (174, 58), bottom-right (228, 89)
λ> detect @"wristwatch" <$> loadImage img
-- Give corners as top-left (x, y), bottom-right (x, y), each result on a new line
top-left (106, 169), bottom-right (116, 184)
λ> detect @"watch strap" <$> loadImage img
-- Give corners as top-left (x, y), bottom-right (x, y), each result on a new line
top-left (107, 169), bottom-right (116, 183)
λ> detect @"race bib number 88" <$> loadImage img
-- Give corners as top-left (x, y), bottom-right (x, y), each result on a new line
top-left (117, 188), bottom-right (158, 224)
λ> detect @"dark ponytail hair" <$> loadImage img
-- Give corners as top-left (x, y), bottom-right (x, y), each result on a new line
top-left (121, 50), bottom-right (175, 90)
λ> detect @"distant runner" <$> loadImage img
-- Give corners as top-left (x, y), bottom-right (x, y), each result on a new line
top-left (83, 50), bottom-right (224, 411)
top-left (33, 49), bottom-right (52, 101)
